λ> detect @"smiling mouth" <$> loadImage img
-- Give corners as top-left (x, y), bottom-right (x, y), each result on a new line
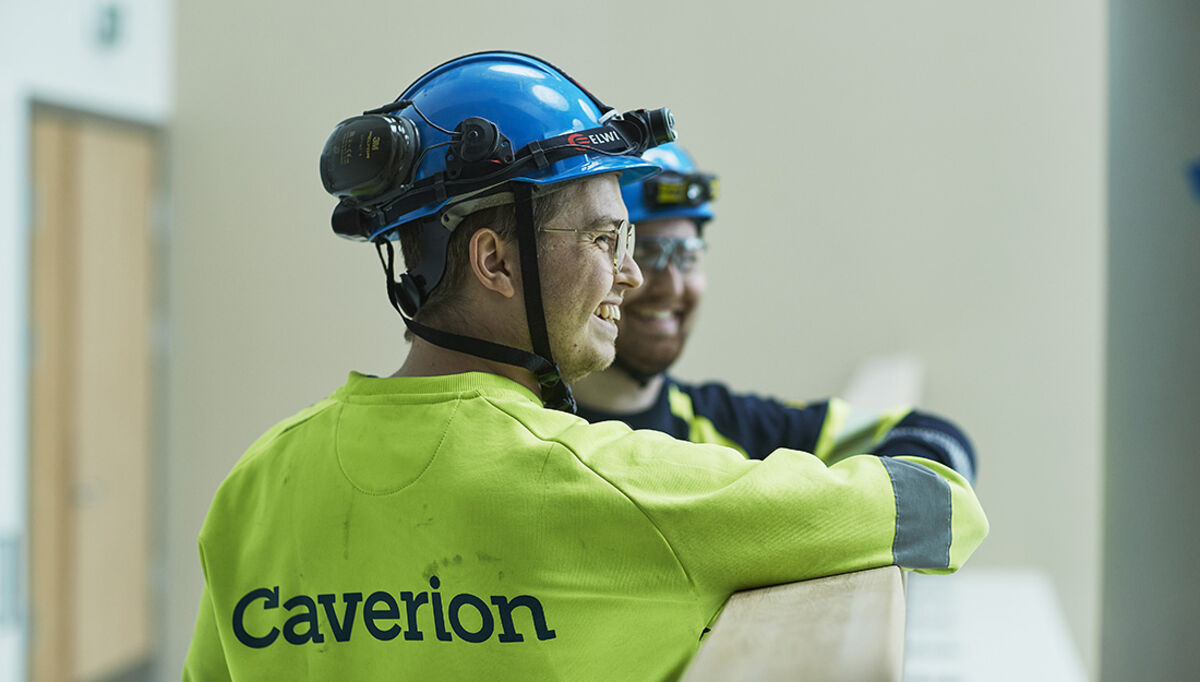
top-left (596, 303), bottom-right (621, 322)
top-left (628, 307), bottom-right (678, 321)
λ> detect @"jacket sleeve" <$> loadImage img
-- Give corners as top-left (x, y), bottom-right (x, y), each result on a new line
top-left (820, 403), bottom-right (978, 483)
top-left (871, 410), bottom-right (977, 483)
top-left (678, 385), bottom-right (977, 482)
top-left (182, 558), bottom-right (234, 681)
top-left (567, 425), bottom-right (988, 600)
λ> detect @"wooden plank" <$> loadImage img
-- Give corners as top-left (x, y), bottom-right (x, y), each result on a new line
top-left (681, 566), bottom-right (906, 682)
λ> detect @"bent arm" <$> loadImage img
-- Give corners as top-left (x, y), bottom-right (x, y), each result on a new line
top-left (819, 402), bottom-right (978, 483)
top-left (572, 429), bottom-right (987, 600)
top-left (678, 384), bottom-right (978, 482)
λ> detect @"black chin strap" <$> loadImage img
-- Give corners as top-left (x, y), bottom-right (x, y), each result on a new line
top-left (374, 192), bottom-right (576, 413)
top-left (511, 183), bottom-right (576, 412)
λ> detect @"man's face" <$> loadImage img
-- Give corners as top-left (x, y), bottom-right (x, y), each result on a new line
top-left (613, 217), bottom-right (707, 376)
top-left (538, 175), bottom-right (643, 384)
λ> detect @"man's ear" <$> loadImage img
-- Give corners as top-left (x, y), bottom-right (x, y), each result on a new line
top-left (468, 228), bottom-right (517, 298)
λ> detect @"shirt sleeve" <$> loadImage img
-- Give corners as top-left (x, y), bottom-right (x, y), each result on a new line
top-left (564, 424), bottom-right (988, 601)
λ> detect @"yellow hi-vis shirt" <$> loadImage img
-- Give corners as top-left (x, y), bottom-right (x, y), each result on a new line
top-left (184, 372), bottom-right (987, 681)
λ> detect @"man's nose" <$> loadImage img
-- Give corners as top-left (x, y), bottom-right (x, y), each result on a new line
top-left (616, 250), bottom-right (643, 290)
top-left (643, 261), bottom-right (684, 296)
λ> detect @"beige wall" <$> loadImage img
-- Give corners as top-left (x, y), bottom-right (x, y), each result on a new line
top-left (165, 0), bottom-right (1105, 677)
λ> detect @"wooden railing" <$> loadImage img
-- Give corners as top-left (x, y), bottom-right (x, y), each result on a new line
top-left (681, 566), bottom-right (906, 681)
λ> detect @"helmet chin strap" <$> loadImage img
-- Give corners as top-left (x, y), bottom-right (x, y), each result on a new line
top-left (610, 354), bottom-right (661, 389)
top-left (375, 183), bottom-right (576, 413)
top-left (510, 182), bottom-right (575, 412)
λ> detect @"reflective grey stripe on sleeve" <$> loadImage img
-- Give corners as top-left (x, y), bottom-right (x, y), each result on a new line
top-left (879, 456), bottom-right (953, 569)
top-left (882, 426), bottom-right (976, 483)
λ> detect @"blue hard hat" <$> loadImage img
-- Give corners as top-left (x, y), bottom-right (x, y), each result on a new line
top-left (622, 143), bottom-right (717, 226)
top-left (376, 52), bottom-right (663, 238)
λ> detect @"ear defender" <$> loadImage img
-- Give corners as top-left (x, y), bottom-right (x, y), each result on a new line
top-left (319, 114), bottom-right (421, 203)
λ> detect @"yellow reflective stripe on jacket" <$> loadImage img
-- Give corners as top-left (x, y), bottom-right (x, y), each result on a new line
top-left (872, 406), bottom-right (912, 443)
top-left (812, 397), bottom-right (848, 462)
top-left (821, 402), bottom-right (914, 465)
top-left (667, 385), bottom-right (749, 458)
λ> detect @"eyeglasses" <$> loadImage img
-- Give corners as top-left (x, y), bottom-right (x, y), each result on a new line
top-left (633, 235), bottom-right (706, 273)
top-left (540, 219), bottom-right (637, 273)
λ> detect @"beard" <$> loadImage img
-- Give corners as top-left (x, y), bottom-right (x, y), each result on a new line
top-left (555, 340), bottom-right (616, 385)
top-left (613, 333), bottom-right (685, 378)
top-left (543, 315), bottom-right (619, 385)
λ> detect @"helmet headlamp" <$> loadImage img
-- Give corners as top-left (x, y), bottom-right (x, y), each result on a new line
top-left (644, 171), bottom-right (719, 211)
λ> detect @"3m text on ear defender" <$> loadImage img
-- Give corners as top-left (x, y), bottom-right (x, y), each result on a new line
top-left (320, 114), bottom-right (421, 202)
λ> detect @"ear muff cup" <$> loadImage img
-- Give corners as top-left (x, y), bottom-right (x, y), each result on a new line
top-left (320, 114), bottom-right (421, 202)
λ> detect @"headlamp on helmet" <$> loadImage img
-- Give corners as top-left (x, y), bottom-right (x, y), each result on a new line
top-left (645, 171), bottom-right (718, 211)
top-left (621, 143), bottom-right (716, 227)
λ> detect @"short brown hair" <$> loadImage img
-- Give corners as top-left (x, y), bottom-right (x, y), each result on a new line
top-left (396, 189), bottom-right (567, 326)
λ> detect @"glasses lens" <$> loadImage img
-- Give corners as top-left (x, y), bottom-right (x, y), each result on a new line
top-left (633, 240), bottom-right (668, 270)
top-left (632, 236), bottom-right (704, 272)
top-left (674, 236), bottom-right (705, 273)
top-left (614, 221), bottom-right (633, 272)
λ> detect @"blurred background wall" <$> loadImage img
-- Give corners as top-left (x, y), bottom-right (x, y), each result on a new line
top-left (2, 0), bottom-right (1197, 680)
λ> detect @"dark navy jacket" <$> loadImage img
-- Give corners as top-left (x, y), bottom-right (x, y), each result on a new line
top-left (577, 376), bottom-right (976, 482)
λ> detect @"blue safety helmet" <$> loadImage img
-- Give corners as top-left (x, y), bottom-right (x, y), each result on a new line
top-left (322, 51), bottom-right (668, 242)
top-left (621, 143), bottom-right (717, 228)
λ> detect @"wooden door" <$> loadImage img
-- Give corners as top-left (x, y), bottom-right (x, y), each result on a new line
top-left (28, 108), bottom-right (158, 682)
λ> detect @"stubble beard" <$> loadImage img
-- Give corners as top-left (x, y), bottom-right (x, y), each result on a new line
top-left (557, 340), bottom-right (615, 385)
top-left (614, 331), bottom-right (684, 377)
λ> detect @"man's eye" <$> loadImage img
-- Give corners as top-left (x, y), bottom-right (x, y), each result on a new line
top-left (595, 234), bottom-right (617, 250)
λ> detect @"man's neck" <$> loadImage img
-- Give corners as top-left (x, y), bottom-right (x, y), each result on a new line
top-left (393, 337), bottom-right (540, 397)
top-left (572, 367), bottom-right (664, 414)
